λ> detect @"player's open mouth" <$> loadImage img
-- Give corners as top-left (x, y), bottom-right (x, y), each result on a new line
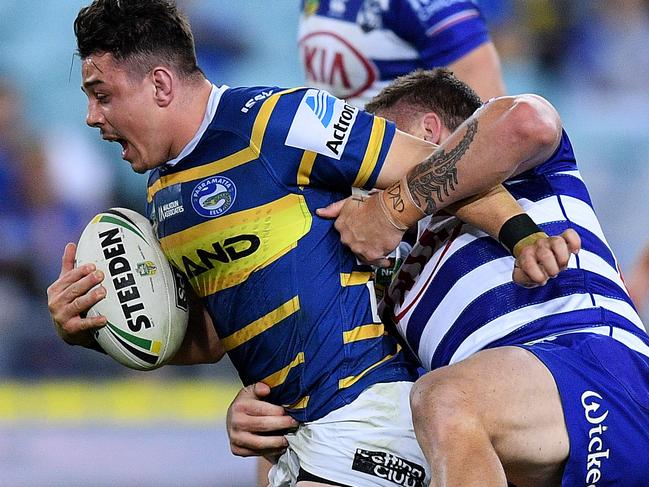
top-left (117, 139), bottom-right (129, 159)
top-left (103, 135), bottom-right (130, 159)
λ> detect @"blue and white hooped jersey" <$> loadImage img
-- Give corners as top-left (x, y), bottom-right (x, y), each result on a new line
top-left (146, 84), bottom-right (418, 422)
top-left (299, 0), bottom-right (490, 107)
top-left (383, 130), bottom-right (648, 371)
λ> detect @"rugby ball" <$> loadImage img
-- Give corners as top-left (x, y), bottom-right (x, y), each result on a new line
top-left (75, 208), bottom-right (189, 370)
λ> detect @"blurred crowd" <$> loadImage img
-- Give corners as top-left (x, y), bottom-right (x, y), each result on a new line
top-left (1, 0), bottom-right (648, 379)
top-left (0, 78), bottom-right (118, 377)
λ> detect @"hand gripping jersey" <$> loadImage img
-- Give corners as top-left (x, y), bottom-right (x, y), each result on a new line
top-left (146, 85), bottom-right (418, 422)
top-left (384, 130), bottom-right (649, 371)
top-left (299, 0), bottom-right (490, 107)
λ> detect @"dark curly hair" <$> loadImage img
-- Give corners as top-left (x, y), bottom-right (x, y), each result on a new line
top-left (74, 0), bottom-right (203, 79)
top-left (365, 69), bottom-right (482, 131)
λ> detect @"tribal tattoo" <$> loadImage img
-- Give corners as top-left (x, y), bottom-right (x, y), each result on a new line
top-left (407, 118), bottom-right (478, 215)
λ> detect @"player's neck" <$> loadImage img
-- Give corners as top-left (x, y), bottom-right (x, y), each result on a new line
top-left (167, 78), bottom-right (213, 161)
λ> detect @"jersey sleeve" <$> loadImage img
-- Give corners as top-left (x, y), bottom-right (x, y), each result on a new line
top-left (515, 130), bottom-right (579, 179)
top-left (390, 0), bottom-right (490, 67)
top-left (258, 88), bottom-right (396, 192)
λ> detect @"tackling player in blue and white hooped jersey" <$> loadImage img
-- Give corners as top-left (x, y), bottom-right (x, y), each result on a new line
top-left (299, 0), bottom-right (490, 106)
top-left (384, 130), bottom-right (649, 371)
top-left (379, 109), bottom-right (649, 484)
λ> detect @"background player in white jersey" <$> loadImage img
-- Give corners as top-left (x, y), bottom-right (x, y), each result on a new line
top-left (298, 0), bottom-right (505, 106)
top-left (318, 69), bottom-right (649, 486)
top-left (45, 2), bottom-right (575, 486)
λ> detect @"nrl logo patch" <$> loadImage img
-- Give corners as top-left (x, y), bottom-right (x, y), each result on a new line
top-left (136, 261), bottom-right (157, 277)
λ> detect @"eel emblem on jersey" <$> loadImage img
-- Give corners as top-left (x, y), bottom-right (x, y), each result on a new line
top-left (191, 176), bottom-right (237, 218)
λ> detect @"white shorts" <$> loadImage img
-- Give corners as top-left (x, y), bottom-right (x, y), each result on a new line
top-left (268, 381), bottom-right (430, 487)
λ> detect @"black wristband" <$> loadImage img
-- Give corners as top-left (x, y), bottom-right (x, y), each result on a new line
top-left (498, 214), bottom-right (543, 255)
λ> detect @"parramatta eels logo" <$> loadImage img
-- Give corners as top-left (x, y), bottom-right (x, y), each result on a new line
top-left (191, 176), bottom-right (237, 218)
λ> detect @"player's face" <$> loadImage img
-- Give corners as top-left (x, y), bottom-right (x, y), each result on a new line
top-left (81, 52), bottom-right (168, 173)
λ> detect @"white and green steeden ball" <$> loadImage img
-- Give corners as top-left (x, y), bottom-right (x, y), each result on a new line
top-left (75, 208), bottom-right (189, 370)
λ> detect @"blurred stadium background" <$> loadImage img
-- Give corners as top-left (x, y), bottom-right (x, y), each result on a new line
top-left (0, 1), bottom-right (647, 486)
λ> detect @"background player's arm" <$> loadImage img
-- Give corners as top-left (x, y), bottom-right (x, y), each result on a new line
top-left (449, 42), bottom-right (506, 102)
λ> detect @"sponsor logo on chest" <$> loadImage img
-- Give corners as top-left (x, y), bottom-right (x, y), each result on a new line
top-left (157, 200), bottom-right (185, 222)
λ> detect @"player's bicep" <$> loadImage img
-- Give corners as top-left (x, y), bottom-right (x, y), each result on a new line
top-left (171, 286), bottom-right (225, 365)
top-left (374, 129), bottom-right (437, 189)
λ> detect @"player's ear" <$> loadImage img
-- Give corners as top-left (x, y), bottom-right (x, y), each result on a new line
top-left (421, 112), bottom-right (443, 145)
top-left (151, 67), bottom-right (174, 107)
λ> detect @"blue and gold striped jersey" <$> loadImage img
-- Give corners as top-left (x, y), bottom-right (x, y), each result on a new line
top-left (146, 84), bottom-right (418, 421)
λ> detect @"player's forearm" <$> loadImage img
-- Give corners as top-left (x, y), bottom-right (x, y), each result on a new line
top-left (445, 185), bottom-right (524, 239)
top-left (379, 95), bottom-right (561, 229)
top-left (446, 185), bottom-right (550, 258)
top-left (170, 292), bottom-right (224, 364)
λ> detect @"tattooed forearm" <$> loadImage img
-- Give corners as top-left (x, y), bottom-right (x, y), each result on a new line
top-left (386, 182), bottom-right (405, 213)
top-left (407, 118), bottom-right (478, 215)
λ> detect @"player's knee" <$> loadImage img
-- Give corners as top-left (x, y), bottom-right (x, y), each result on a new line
top-left (410, 372), bottom-right (483, 444)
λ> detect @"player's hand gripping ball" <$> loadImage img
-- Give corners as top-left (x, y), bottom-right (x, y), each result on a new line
top-left (75, 208), bottom-right (188, 370)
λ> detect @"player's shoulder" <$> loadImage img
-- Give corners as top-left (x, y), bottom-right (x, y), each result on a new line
top-left (214, 86), bottom-right (280, 119)
top-left (519, 129), bottom-right (578, 178)
top-left (214, 86), bottom-right (313, 126)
